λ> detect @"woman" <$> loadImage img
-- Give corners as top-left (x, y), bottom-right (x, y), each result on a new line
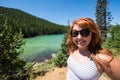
top-left (66, 17), bottom-right (120, 80)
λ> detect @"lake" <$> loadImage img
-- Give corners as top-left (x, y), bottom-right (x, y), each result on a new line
top-left (20, 34), bottom-right (64, 61)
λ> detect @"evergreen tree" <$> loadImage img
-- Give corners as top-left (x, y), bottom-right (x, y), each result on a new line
top-left (0, 14), bottom-right (26, 80)
top-left (106, 11), bottom-right (113, 28)
top-left (54, 29), bottom-right (69, 68)
top-left (54, 51), bottom-right (67, 68)
top-left (61, 33), bottom-right (68, 55)
top-left (96, 0), bottom-right (108, 39)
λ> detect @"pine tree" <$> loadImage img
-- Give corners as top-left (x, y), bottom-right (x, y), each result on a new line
top-left (0, 14), bottom-right (26, 80)
top-left (61, 33), bottom-right (68, 55)
top-left (54, 30), bottom-right (69, 68)
top-left (96, 0), bottom-right (108, 39)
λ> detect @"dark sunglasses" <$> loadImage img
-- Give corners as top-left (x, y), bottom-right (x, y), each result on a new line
top-left (71, 28), bottom-right (90, 37)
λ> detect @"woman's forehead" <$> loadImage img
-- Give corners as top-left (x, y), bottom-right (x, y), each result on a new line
top-left (72, 25), bottom-right (86, 30)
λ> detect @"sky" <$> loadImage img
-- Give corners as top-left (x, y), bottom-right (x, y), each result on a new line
top-left (0, 0), bottom-right (120, 26)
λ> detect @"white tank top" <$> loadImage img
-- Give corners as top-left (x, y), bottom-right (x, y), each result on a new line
top-left (67, 55), bottom-right (101, 80)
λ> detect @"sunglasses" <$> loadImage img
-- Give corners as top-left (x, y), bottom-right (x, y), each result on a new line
top-left (71, 28), bottom-right (90, 37)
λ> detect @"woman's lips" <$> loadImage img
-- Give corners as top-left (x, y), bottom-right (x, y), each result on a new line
top-left (77, 40), bottom-right (86, 46)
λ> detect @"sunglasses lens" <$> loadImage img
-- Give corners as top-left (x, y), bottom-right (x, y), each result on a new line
top-left (71, 28), bottom-right (90, 37)
top-left (80, 28), bottom-right (90, 37)
top-left (71, 30), bottom-right (78, 37)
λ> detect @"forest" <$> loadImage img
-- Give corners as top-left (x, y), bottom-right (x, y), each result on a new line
top-left (0, 6), bottom-right (68, 38)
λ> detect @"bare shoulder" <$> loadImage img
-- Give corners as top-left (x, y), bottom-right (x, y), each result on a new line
top-left (95, 48), bottom-right (113, 62)
top-left (95, 48), bottom-right (120, 80)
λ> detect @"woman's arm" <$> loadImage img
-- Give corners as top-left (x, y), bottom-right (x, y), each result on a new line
top-left (95, 49), bottom-right (120, 80)
top-left (109, 57), bottom-right (120, 80)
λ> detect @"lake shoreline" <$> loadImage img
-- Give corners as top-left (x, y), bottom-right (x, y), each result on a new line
top-left (21, 34), bottom-right (64, 61)
top-left (23, 48), bottom-right (58, 62)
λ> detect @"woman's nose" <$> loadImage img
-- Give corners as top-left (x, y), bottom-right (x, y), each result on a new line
top-left (77, 33), bottom-right (83, 39)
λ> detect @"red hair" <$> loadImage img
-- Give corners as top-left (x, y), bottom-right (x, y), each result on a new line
top-left (66, 18), bottom-right (103, 54)
top-left (66, 17), bottom-right (115, 75)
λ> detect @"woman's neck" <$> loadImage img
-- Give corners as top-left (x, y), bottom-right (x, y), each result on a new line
top-left (78, 49), bottom-right (91, 58)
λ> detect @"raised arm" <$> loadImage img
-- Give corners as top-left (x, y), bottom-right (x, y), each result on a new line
top-left (95, 49), bottom-right (120, 80)
top-left (109, 57), bottom-right (120, 80)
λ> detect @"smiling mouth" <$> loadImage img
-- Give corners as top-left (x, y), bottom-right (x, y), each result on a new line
top-left (77, 40), bottom-right (85, 46)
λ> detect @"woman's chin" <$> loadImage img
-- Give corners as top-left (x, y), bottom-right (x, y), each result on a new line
top-left (77, 45), bottom-right (84, 48)
top-left (77, 45), bottom-right (87, 50)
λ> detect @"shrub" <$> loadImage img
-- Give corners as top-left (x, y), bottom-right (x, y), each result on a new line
top-left (54, 51), bottom-right (67, 68)
top-left (0, 14), bottom-right (26, 80)
top-left (103, 25), bottom-right (120, 55)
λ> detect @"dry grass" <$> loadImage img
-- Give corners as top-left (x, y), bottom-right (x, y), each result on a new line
top-left (34, 67), bottom-right (109, 80)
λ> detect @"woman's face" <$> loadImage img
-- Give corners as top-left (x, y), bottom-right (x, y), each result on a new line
top-left (71, 25), bottom-right (92, 50)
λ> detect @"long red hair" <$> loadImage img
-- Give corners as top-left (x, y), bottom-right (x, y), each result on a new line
top-left (66, 18), bottom-right (103, 54)
top-left (66, 17), bottom-right (114, 74)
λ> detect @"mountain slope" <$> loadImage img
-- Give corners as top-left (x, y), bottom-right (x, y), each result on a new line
top-left (0, 6), bottom-right (68, 38)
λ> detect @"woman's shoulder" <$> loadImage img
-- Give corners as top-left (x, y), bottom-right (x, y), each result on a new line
top-left (96, 49), bottom-right (120, 80)
top-left (95, 48), bottom-right (113, 62)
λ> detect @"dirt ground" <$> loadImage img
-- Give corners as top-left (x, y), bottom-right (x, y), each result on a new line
top-left (34, 67), bottom-right (109, 80)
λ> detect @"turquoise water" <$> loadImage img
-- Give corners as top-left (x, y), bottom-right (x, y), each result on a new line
top-left (21, 34), bottom-right (64, 61)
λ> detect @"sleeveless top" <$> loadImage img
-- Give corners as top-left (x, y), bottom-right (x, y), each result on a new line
top-left (67, 55), bottom-right (101, 80)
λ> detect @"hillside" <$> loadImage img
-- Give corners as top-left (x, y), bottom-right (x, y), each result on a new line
top-left (0, 6), bottom-right (68, 38)
top-left (34, 67), bottom-right (109, 80)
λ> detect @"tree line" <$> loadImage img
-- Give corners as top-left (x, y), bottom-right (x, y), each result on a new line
top-left (0, 6), bottom-right (69, 38)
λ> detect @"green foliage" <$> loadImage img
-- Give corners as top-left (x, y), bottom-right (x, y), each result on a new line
top-left (29, 59), bottom-right (55, 79)
top-left (54, 51), bottom-right (67, 68)
top-left (33, 60), bottom-right (55, 73)
top-left (0, 14), bottom-right (26, 79)
top-left (54, 32), bottom-right (69, 68)
top-left (106, 12), bottom-right (113, 28)
top-left (103, 25), bottom-right (120, 55)
top-left (0, 6), bottom-right (68, 38)
top-left (60, 33), bottom-right (68, 55)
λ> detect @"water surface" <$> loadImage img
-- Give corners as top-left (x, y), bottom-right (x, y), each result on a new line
top-left (21, 34), bottom-right (64, 61)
